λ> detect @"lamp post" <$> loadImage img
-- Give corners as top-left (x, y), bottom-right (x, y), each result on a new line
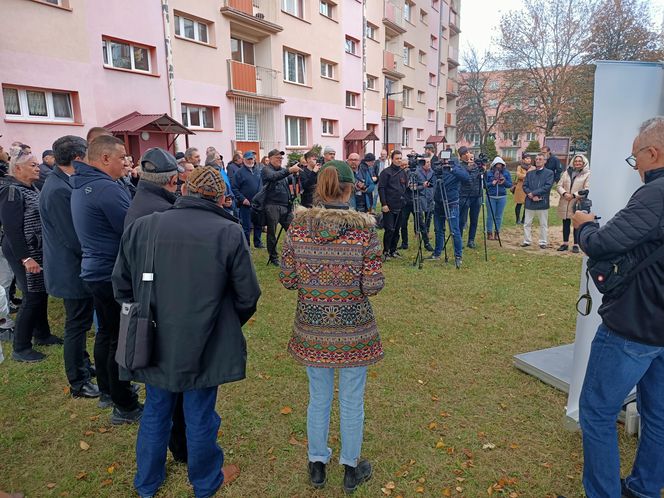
top-left (384, 85), bottom-right (403, 153)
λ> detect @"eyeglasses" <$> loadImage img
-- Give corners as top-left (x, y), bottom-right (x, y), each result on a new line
top-left (625, 146), bottom-right (651, 169)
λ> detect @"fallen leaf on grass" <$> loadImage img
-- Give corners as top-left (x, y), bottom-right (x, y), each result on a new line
top-left (541, 462), bottom-right (552, 469)
top-left (381, 481), bottom-right (396, 495)
top-left (98, 427), bottom-right (109, 434)
top-left (428, 422), bottom-right (437, 430)
top-left (107, 465), bottom-right (116, 474)
top-left (101, 478), bottom-right (112, 486)
top-left (435, 439), bottom-right (445, 449)
top-left (416, 486), bottom-right (425, 493)
top-left (84, 430), bottom-right (94, 436)
top-left (69, 413), bottom-right (77, 420)
top-left (509, 493), bottom-right (520, 498)
top-left (537, 313), bottom-right (546, 317)
top-left (482, 443), bottom-right (496, 450)
top-left (46, 483), bottom-right (56, 489)
top-left (509, 443), bottom-right (519, 449)
top-left (75, 471), bottom-right (87, 480)
top-left (79, 440), bottom-right (90, 451)
top-left (417, 379), bottom-right (424, 385)
top-left (440, 411), bottom-right (450, 417)
top-left (441, 488), bottom-right (452, 496)
top-left (89, 415), bottom-right (100, 421)
top-left (462, 448), bottom-right (474, 459)
top-left (456, 486), bottom-right (464, 492)
top-left (62, 386), bottom-right (70, 395)
top-left (431, 395), bottom-right (440, 401)
top-left (280, 406), bottom-right (293, 415)
top-left (59, 492), bottom-right (70, 497)
top-left (368, 371), bottom-right (378, 379)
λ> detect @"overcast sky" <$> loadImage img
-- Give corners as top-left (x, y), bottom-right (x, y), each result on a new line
top-left (459, 0), bottom-right (664, 63)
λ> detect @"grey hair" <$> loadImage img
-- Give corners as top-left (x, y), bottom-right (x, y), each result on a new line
top-left (638, 117), bottom-right (664, 151)
top-left (184, 147), bottom-right (198, 160)
top-left (205, 151), bottom-right (219, 164)
top-left (139, 165), bottom-right (177, 185)
top-left (8, 146), bottom-right (34, 176)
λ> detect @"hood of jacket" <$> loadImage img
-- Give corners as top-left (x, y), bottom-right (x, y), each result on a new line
top-left (292, 205), bottom-right (375, 244)
top-left (71, 160), bottom-right (113, 189)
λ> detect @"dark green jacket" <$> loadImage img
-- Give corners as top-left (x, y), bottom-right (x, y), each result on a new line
top-left (112, 196), bottom-right (261, 391)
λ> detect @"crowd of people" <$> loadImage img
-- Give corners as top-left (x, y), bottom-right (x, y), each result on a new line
top-left (1, 115), bottom-right (662, 498)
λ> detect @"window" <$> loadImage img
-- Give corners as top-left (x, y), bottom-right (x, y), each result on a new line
top-left (402, 127), bottom-right (411, 148)
top-left (319, 1), bottom-right (335, 18)
top-left (428, 109), bottom-right (434, 121)
top-left (417, 128), bottom-right (424, 140)
top-left (526, 132), bottom-right (537, 141)
top-left (418, 50), bottom-right (426, 64)
top-left (3, 86), bottom-right (74, 122)
top-left (430, 35), bottom-right (437, 48)
top-left (345, 36), bottom-right (358, 55)
top-left (488, 115), bottom-right (496, 125)
top-left (282, 0), bottom-right (304, 18)
top-left (403, 44), bottom-right (412, 66)
top-left (419, 9), bottom-right (428, 24)
top-left (285, 116), bottom-right (307, 147)
top-left (345, 91), bottom-right (359, 108)
top-left (102, 38), bottom-right (152, 73)
top-left (503, 132), bottom-right (520, 146)
top-left (366, 75), bottom-right (378, 91)
top-left (284, 49), bottom-right (306, 84)
top-left (181, 104), bottom-right (214, 129)
top-left (320, 60), bottom-right (336, 79)
top-left (365, 22), bottom-right (377, 40)
top-left (231, 38), bottom-right (255, 64)
top-left (385, 77), bottom-right (397, 94)
top-left (321, 118), bottom-right (336, 135)
top-left (466, 133), bottom-right (480, 146)
top-left (429, 73), bottom-right (436, 86)
top-left (236, 113), bottom-right (258, 141)
top-left (174, 15), bottom-right (209, 44)
top-left (488, 80), bottom-right (499, 91)
top-left (402, 87), bottom-right (412, 107)
top-left (417, 90), bottom-right (425, 103)
top-left (403, 1), bottom-right (413, 22)
top-left (488, 99), bottom-right (498, 109)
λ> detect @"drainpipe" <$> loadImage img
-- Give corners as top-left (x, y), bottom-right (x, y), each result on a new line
top-left (361, 0), bottom-right (367, 131)
top-left (161, 0), bottom-right (179, 147)
top-left (434, 1), bottom-right (444, 142)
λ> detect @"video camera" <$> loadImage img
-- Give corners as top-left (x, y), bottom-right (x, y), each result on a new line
top-left (575, 189), bottom-right (592, 213)
top-left (406, 152), bottom-right (427, 171)
top-left (474, 152), bottom-right (489, 167)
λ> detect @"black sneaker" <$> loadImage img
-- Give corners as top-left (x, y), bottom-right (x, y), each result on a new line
top-left (98, 393), bottom-right (113, 409)
top-left (71, 381), bottom-right (101, 399)
top-left (343, 459), bottom-right (372, 494)
top-left (427, 254), bottom-right (440, 260)
top-left (268, 259), bottom-right (280, 267)
top-left (467, 241), bottom-right (477, 249)
top-left (34, 335), bottom-right (64, 346)
top-left (424, 244), bottom-right (434, 252)
top-left (398, 244), bottom-right (408, 250)
top-left (572, 245), bottom-right (580, 254)
top-left (12, 348), bottom-right (46, 363)
top-left (111, 404), bottom-right (143, 425)
top-left (557, 244), bottom-right (569, 252)
top-left (308, 461), bottom-right (326, 489)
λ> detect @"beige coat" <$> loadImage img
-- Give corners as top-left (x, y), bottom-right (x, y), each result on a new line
top-left (556, 165), bottom-right (591, 219)
top-left (513, 164), bottom-right (530, 204)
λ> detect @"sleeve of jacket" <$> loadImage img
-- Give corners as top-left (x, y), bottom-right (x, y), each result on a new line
top-left (364, 170), bottom-right (376, 194)
top-left (99, 184), bottom-right (131, 236)
top-left (360, 228), bottom-right (384, 296)
top-left (0, 187), bottom-right (30, 259)
top-left (50, 187), bottom-right (82, 254)
top-left (517, 166), bottom-right (527, 181)
top-left (228, 226), bottom-right (261, 325)
top-left (262, 166), bottom-right (290, 185)
top-left (579, 185), bottom-right (663, 259)
top-left (279, 228), bottom-right (298, 290)
top-left (556, 171), bottom-right (569, 195)
top-left (503, 170), bottom-right (513, 188)
top-left (231, 170), bottom-right (246, 204)
top-left (112, 227), bottom-right (135, 303)
top-left (522, 171), bottom-right (533, 195)
top-left (453, 163), bottom-right (470, 182)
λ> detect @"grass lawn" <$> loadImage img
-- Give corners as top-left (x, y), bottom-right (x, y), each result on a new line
top-left (0, 200), bottom-right (640, 498)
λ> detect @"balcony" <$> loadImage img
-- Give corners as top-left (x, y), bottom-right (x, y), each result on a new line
top-left (446, 112), bottom-right (456, 127)
top-left (383, 0), bottom-right (406, 35)
top-left (220, 0), bottom-right (283, 36)
top-left (447, 46), bottom-right (459, 67)
top-left (382, 50), bottom-right (405, 79)
top-left (446, 79), bottom-right (458, 98)
top-left (449, 9), bottom-right (460, 34)
top-left (226, 60), bottom-right (284, 104)
top-left (382, 98), bottom-right (404, 119)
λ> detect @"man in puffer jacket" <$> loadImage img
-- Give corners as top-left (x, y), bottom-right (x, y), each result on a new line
top-left (521, 153), bottom-right (553, 249)
top-left (572, 116), bottom-right (664, 498)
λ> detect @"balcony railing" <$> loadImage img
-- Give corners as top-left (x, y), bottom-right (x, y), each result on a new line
top-left (220, 0), bottom-right (283, 34)
top-left (227, 60), bottom-right (282, 101)
top-left (383, 0), bottom-right (406, 34)
top-left (383, 98), bottom-right (404, 119)
top-left (447, 46), bottom-right (459, 67)
top-left (449, 9), bottom-right (460, 33)
top-left (382, 50), bottom-right (405, 78)
top-left (446, 79), bottom-right (458, 97)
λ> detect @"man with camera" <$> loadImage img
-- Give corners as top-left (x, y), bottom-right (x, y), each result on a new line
top-left (378, 150), bottom-right (408, 260)
top-left (262, 149), bottom-right (301, 266)
top-left (429, 157), bottom-right (470, 268)
top-left (299, 151), bottom-right (320, 208)
top-left (347, 152), bottom-right (374, 213)
top-left (414, 158), bottom-right (435, 252)
top-left (572, 117), bottom-right (664, 498)
top-left (458, 146), bottom-right (484, 249)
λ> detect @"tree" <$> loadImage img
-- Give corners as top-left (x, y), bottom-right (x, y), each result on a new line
top-left (457, 47), bottom-right (522, 153)
top-left (497, 0), bottom-right (596, 136)
top-left (483, 138), bottom-right (498, 161)
top-left (586, 0), bottom-right (664, 61)
top-left (556, 65), bottom-right (596, 146)
top-left (526, 140), bottom-right (541, 152)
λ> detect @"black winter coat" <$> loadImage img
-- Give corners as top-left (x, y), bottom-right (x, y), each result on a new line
top-left (378, 164), bottom-right (408, 211)
top-left (299, 167), bottom-right (318, 208)
top-left (231, 165), bottom-right (262, 205)
top-left (262, 165), bottom-right (294, 207)
top-left (124, 180), bottom-right (176, 229)
top-left (578, 167), bottom-right (664, 346)
top-left (523, 167), bottom-right (554, 210)
top-left (112, 196), bottom-right (261, 391)
top-left (40, 167), bottom-right (91, 299)
top-left (459, 161), bottom-right (483, 198)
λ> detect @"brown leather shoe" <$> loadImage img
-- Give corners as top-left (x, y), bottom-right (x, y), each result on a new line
top-left (221, 464), bottom-right (240, 487)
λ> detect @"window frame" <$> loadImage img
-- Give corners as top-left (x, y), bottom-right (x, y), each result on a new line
top-left (402, 87), bottom-right (412, 108)
top-left (427, 109), bottom-right (435, 121)
top-left (403, 44), bottom-right (412, 66)
top-left (321, 118), bottom-right (336, 136)
top-left (174, 14), bottom-right (210, 45)
top-left (402, 127), bottom-right (411, 148)
top-left (282, 0), bottom-right (305, 19)
top-left (319, 0), bottom-right (335, 19)
top-left (285, 116), bottom-right (308, 147)
top-left (366, 75), bottom-right (378, 91)
top-left (283, 49), bottom-right (307, 85)
top-left (344, 36), bottom-right (359, 56)
top-left (3, 86), bottom-right (75, 123)
top-left (320, 59), bottom-right (336, 80)
top-left (417, 90), bottom-right (425, 103)
top-left (102, 37), bottom-right (153, 74)
top-left (365, 22), bottom-right (378, 41)
top-left (181, 103), bottom-right (215, 130)
top-left (345, 91), bottom-right (359, 109)
top-left (235, 112), bottom-right (259, 141)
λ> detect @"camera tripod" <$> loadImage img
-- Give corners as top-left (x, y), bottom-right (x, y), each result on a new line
top-left (408, 170), bottom-right (426, 269)
top-left (479, 170), bottom-right (502, 262)
top-left (434, 170), bottom-right (460, 267)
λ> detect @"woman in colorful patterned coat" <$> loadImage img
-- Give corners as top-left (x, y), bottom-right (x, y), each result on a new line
top-left (280, 160), bottom-right (384, 494)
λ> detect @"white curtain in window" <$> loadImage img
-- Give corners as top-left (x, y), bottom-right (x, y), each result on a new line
top-left (52, 92), bottom-right (72, 118)
top-left (26, 91), bottom-right (47, 116)
top-left (111, 42), bottom-right (131, 69)
top-left (3, 88), bottom-right (20, 115)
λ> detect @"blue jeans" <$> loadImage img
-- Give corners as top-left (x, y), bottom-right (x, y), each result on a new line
top-left (306, 366), bottom-right (367, 467)
top-left (433, 203), bottom-right (462, 258)
top-left (135, 385), bottom-right (224, 498)
top-left (579, 324), bottom-right (664, 498)
top-left (459, 196), bottom-right (481, 244)
top-left (486, 196), bottom-right (507, 233)
top-left (238, 205), bottom-right (263, 247)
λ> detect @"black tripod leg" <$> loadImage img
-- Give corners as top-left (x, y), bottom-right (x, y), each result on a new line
top-left (481, 196), bottom-right (488, 262)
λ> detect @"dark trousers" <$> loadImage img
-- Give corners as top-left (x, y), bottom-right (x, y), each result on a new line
top-left (265, 204), bottom-right (292, 263)
top-left (417, 210), bottom-right (434, 246)
top-left (515, 203), bottom-right (525, 224)
top-left (459, 196), bottom-right (481, 244)
top-left (88, 280), bottom-right (139, 411)
top-left (169, 393), bottom-right (188, 462)
top-left (13, 291), bottom-right (50, 352)
top-left (238, 205), bottom-right (263, 247)
top-left (382, 209), bottom-right (402, 255)
top-left (562, 219), bottom-right (579, 244)
top-left (398, 202), bottom-right (414, 247)
top-left (63, 297), bottom-right (94, 390)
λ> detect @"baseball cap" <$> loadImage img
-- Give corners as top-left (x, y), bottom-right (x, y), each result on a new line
top-left (458, 146), bottom-right (469, 155)
top-left (363, 152), bottom-right (376, 162)
top-left (320, 160), bottom-right (355, 184)
top-left (141, 148), bottom-right (183, 174)
top-left (323, 146), bottom-right (336, 155)
top-left (243, 151), bottom-right (255, 159)
top-left (268, 149), bottom-right (285, 158)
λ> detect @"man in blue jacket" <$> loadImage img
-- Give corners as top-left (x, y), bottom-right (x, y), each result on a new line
top-left (458, 146), bottom-right (484, 249)
top-left (231, 151), bottom-right (263, 248)
top-left (71, 134), bottom-right (141, 424)
top-left (429, 158), bottom-right (470, 268)
top-left (40, 135), bottom-right (99, 399)
top-left (572, 117), bottom-right (664, 498)
top-left (521, 153), bottom-right (554, 249)
top-left (347, 152), bottom-right (375, 213)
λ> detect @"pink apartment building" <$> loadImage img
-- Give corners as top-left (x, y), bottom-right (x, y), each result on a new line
top-left (1, 0), bottom-right (461, 160)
